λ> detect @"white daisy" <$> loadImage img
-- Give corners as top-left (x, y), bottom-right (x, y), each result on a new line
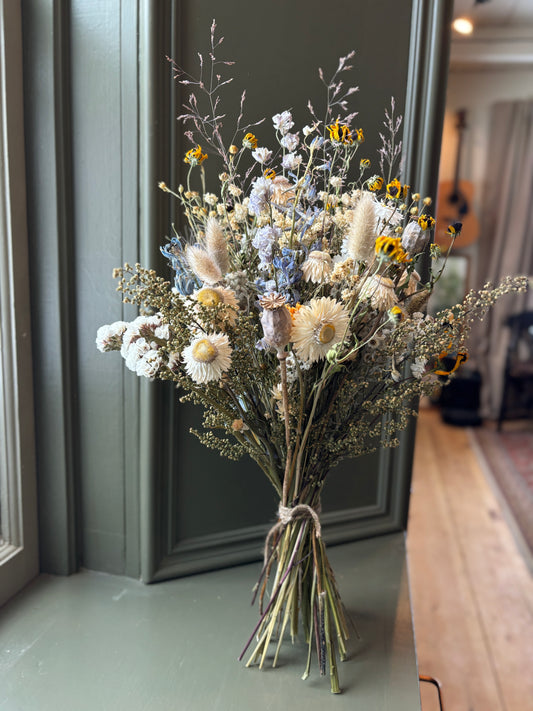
top-left (301, 251), bottom-right (333, 283)
top-left (182, 332), bottom-right (232, 383)
top-left (291, 297), bottom-right (350, 363)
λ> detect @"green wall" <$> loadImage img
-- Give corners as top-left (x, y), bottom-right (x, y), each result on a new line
top-left (22, 0), bottom-right (452, 578)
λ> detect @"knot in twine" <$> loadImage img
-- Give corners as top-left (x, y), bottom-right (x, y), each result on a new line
top-left (277, 503), bottom-right (322, 538)
top-left (263, 502), bottom-right (322, 568)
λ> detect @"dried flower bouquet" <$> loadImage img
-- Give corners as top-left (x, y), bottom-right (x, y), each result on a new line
top-left (97, 23), bottom-right (526, 693)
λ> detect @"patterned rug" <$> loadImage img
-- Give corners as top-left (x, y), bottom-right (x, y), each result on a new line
top-left (470, 423), bottom-right (533, 564)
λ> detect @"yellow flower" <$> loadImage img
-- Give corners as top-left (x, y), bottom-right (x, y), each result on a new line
top-left (367, 175), bottom-right (384, 192)
top-left (360, 158), bottom-right (371, 170)
top-left (375, 235), bottom-right (411, 263)
top-left (417, 214), bottom-right (436, 231)
top-left (242, 132), bottom-right (258, 149)
top-left (434, 350), bottom-right (469, 376)
top-left (327, 119), bottom-right (353, 145)
top-left (386, 179), bottom-right (402, 200)
top-left (446, 221), bottom-right (462, 237)
top-left (184, 145), bottom-right (207, 166)
top-left (263, 168), bottom-right (276, 180)
top-left (390, 305), bottom-right (404, 320)
top-left (354, 128), bottom-right (364, 143)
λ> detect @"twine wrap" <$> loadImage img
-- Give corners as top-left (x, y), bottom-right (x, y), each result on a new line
top-left (263, 502), bottom-right (322, 568)
top-left (277, 504), bottom-right (322, 538)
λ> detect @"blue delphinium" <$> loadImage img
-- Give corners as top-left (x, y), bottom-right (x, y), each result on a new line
top-left (272, 248), bottom-right (303, 304)
top-left (160, 237), bottom-right (199, 295)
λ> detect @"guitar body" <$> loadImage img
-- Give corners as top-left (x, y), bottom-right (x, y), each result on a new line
top-left (436, 178), bottom-right (479, 248)
top-left (435, 109), bottom-right (480, 250)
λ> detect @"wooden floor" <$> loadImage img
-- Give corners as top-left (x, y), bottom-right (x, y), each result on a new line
top-left (407, 408), bottom-right (533, 711)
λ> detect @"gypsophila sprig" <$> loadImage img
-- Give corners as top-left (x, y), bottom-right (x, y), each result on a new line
top-left (98, 25), bottom-right (528, 694)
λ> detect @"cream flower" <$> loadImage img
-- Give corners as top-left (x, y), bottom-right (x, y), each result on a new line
top-left (136, 349), bottom-right (164, 380)
top-left (193, 286), bottom-right (239, 326)
top-left (343, 190), bottom-right (376, 263)
top-left (301, 251), bottom-right (333, 283)
top-left (271, 176), bottom-right (295, 206)
top-left (358, 275), bottom-right (398, 311)
top-left (399, 269), bottom-right (421, 296)
top-left (182, 332), bottom-right (232, 383)
top-left (291, 297), bottom-right (350, 363)
top-left (96, 321), bottom-right (128, 352)
top-left (124, 337), bottom-right (151, 372)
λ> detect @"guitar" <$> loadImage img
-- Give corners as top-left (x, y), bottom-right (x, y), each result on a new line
top-left (435, 109), bottom-right (479, 249)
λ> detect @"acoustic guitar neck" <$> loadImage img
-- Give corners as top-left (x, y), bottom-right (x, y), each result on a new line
top-left (435, 109), bottom-right (479, 249)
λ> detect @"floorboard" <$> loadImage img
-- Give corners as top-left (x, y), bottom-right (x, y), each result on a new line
top-left (407, 408), bottom-right (533, 711)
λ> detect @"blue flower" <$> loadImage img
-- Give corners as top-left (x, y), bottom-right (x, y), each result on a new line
top-left (160, 237), bottom-right (198, 295)
top-left (272, 248), bottom-right (303, 303)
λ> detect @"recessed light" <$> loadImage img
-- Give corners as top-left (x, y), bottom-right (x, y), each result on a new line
top-left (452, 17), bottom-right (474, 35)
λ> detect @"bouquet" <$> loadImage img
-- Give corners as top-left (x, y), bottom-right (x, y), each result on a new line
top-left (96, 22), bottom-right (526, 693)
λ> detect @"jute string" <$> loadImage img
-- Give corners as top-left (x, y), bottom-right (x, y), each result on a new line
top-left (263, 502), bottom-right (322, 568)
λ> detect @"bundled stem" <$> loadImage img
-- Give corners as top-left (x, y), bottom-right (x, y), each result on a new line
top-left (240, 499), bottom-right (349, 694)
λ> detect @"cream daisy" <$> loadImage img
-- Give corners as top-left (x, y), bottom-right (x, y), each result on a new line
top-left (301, 251), bottom-right (333, 283)
top-left (358, 275), bottom-right (398, 311)
top-left (193, 285), bottom-right (239, 328)
top-left (182, 332), bottom-right (232, 383)
top-left (291, 297), bottom-right (350, 363)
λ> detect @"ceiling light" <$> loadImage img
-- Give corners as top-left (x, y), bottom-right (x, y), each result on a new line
top-left (452, 17), bottom-right (474, 35)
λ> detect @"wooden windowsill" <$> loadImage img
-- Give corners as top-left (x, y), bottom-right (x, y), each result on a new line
top-left (0, 532), bottom-right (420, 709)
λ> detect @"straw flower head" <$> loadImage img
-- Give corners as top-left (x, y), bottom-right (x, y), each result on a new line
top-left (301, 251), bottom-right (333, 283)
top-left (291, 297), bottom-right (350, 363)
top-left (358, 275), bottom-right (398, 311)
top-left (194, 286), bottom-right (239, 326)
top-left (182, 332), bottom-right (232, 383)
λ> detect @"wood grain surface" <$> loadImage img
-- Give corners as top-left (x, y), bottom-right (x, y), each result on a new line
top-left (408, 408), bottom-right (533, 711)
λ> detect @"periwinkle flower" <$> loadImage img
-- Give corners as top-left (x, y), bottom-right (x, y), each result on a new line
top-left (280, 133), bottom-right (299, 152)
top-left (282, 153), bottom-right (303, 171)
top-left (252, 226), bottom-right (282, 269)
top-left (249, 177), bottom-right (274, 216)
top-left (252, 147), bottom-right (273, 164)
